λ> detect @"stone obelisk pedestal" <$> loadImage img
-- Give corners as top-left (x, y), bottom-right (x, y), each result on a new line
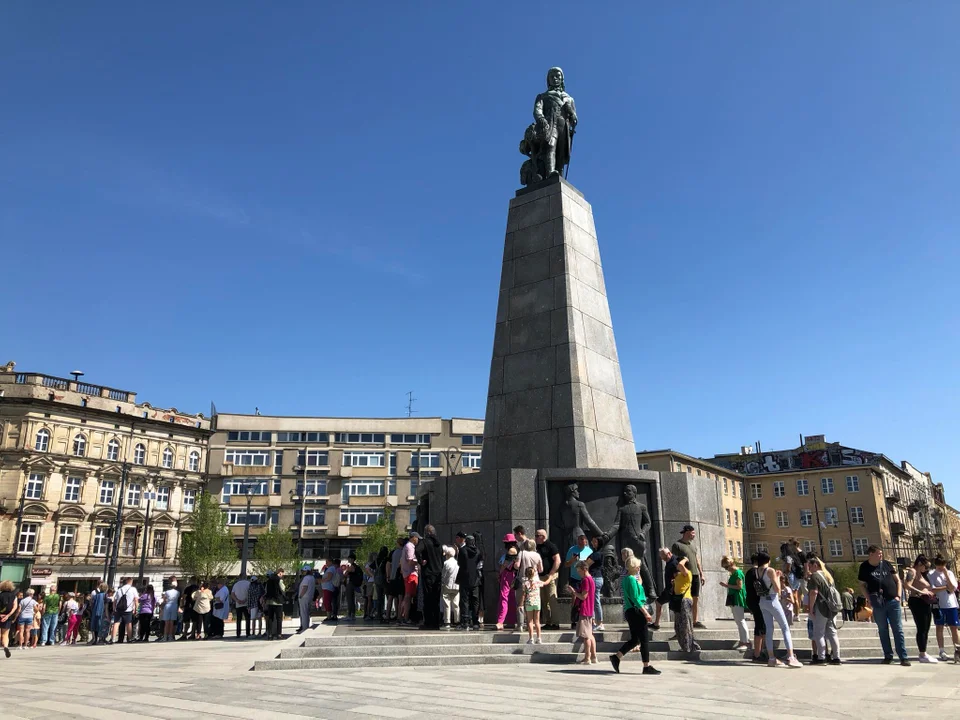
top-left (424, 175), bottom-right (725, 621)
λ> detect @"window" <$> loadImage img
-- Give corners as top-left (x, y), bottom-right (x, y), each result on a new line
top-left (755, 542), bottom-right (768, 554)
top-left (99, 480), bottom-right (115, 505)
top-left (339, 508), bottom-right (383, 525)
top-left (725, 508), bottom-right (731, 527)
top-left (696, 469), bottom-right (701, 476)
top-left (270, 509), bottom-right (280, 527)
top-left (276, 432), bottom-right (327, 443)
top-left (846, 475), bottom-right (860, 492)
top-left (227, 510), bottom-right (267, 526)
top-left (227, 431), bottom-right (272, 442)
top-left (17, 523), bottom-right (38, 554)
top-left (824, 507), bottom-right (839, 526)
top-left (64, 476), bottom-right (82, 502)
top-left (155, 486), bottom-right (169, 511)
top-left (25, 473), bottom-right (44, 500)
top-left (409, 506), bottom-right (417, 526)
top-left (342, 480), bottom-right (385, 501)
top-left (462, 453), bottom-right (482, 470)
top-left (274, 451), bottom-right (283, 475)
top-left (342, 451), bottom-right (385, 467)
top-left (297, 478), bottom-right (328, 496)
top-left (736, 541), bottom-right (742, 558)
top-left (162, 447), bottom-right (174, 469)
top-left (335, 432), bottom-right (385, 444)
top-left (828, 539), bottom-right (843, 558)
top-left (800, 509), bottom-right (813, 527)
top-left (410, 477), bottom-right (420, 496)
top-left (73, 433), bottom-right (87, 457)
top-left (58, 525), bottom-right (76, 554)
top-left (776, 511), bottom-right (789, 528)
top-left (753, 512), bottom-right (765, 529)
top-left (35, 428), bottom-right (50, 451)
top-left (803, 540), bottom-right (817, 554)
top-left (121, 527), bottom-right (138, 555)
top-left (300, 509), bottom-right (326, 526)
top-left (189, 450), bottom-right (200, 472)
top-left (728, 540), bottom-right (734, 555)
top-left (93, 527), bottom-right (111, 556)
top-left (639, 463), bottom-right (649, 470)
top-left (225, 449), bottom-right (271, 466)
top-left (733, 510), bottom-right (739, 528)
top-left (723, 478), bottom-right (728, 495)
top-left (391, 434), bottom-right (430, 444)
top-left (107, 439), bottom-right (120, 461)
top-left (854, 538), bottom-right (869, 556)
top-left (796, 479), bottom-right (809, 496)
top-left (389, 452), bottom-right (397, 475)
top-left (222, 480), bottom-right (268, 501)
top-left (461, 435), bottom-right (483, 446)
top-left (271, 478), bottom-right (281, 494)
top-left (737, 482), bottom-right (743, 498)
top-left (126, 483), bottom-right (142, 507)
top-left (750, 483), bottom-right (762, 500)
top-left (134, 443), bottom-right (146, 465)
top-left (152, 530), bottom-right (168, 557)
top-left (182, 489), bottom-right (196, 512)
top-left (773, 481), bottom-right (785, 498)
top-left (676, 463), bottom-right (683, 471)
top-left (821, 477), bottom-right (834, 495)
top-left (849, 506), bottom-right (864, 525)
top-left (410, 452), bottom-right (441, 469)
top-left (296, 450), bottom-right (329, 467)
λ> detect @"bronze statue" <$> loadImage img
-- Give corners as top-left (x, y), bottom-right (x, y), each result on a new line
top-left (558, 482), bottom-right (602, 551)
top-left (605, 484), bottom-right (657, 596)
top-left (519, 67), bottom-right (578, 186)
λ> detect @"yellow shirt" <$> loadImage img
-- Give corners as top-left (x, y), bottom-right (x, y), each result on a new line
top-left (673, 570), bottom-right (692, 599)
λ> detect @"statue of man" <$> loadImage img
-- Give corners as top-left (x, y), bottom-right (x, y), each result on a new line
top-left (533, 67), bottom-right (578, 179)
top-left (605, 484), bottom-right (657, 596)
top-left (558, 482), bottom-right (602, 551)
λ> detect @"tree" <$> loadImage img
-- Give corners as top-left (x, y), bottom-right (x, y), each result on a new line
top-left (251, 526), bottom-right (301, 578)
top-left (177, 491), bottom-right (237, 582)
top-left (357, 508), bottom-right (400, 564)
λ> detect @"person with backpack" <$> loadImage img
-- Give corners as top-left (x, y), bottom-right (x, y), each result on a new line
top-left (111, 577), bottom-right (139, 644)
top-left (755, 551), bottom-right (802, 668)
top-left (806, 556), bottom-right (841, 665)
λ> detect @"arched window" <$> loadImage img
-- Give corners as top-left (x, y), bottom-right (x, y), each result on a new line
top-left (107, 439), bottom-right (120, 462)
top-left (73, 434), bottom-right (87, 457)
top-left (189, 450), bottom-right (200, 472)
top-left (134, 443), bottom-right (146, 466)
top-left (35, 428), bottom-right (50, 452)
top-left (162, 447), bottom-right (174, 469)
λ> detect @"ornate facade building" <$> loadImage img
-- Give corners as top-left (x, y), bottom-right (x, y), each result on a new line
top-left (0, 363), bottom-right (210, 593)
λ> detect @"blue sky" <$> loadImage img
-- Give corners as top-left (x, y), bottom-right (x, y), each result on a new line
top-left (2, 4), bottom-right (957, 493)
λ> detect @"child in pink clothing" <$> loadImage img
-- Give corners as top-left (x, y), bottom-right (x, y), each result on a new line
top-left (521, 567), bottom-right (543, 644)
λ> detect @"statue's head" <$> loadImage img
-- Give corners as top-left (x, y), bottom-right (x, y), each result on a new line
top-left (617, 484), bottom-right (637, 507)
top-left (565, 482), bottom-right (579, 499)
top-left (546, 67), bottom-right (564, 91)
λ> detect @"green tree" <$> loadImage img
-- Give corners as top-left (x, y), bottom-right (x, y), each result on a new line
top-left (251, 525), bottom-right (302, 578)
top-left (357, 508), bottom-right (399, 564)
top-left (177, 491), bottom-right (238, 582)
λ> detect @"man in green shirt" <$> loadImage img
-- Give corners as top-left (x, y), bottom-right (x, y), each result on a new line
top-left (40, 585), bottom-right (61, 646)
top-left (671, 525), bottom-right (707, 628)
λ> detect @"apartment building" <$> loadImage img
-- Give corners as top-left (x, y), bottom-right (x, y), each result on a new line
top-left (637, 450), bottom-right (747, 562)
top-left (712, 435), bottom-right (941, 566)
top-left (0, 363), bottom-right (211, 592)
top-left (206, 414), bottom-right (483, 560)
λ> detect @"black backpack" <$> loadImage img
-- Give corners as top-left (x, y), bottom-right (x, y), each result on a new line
top-left (115, 588), bottom-right (129, 614)
top-left (753, 568), bottom-right (770, 598)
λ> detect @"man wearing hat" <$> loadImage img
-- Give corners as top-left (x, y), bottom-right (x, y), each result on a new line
top-left (672, 525), bottom-right (707, 628)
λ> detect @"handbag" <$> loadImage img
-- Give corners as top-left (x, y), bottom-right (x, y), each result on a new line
top-left (213, 600), bottom-right (224, 610)
top-left (668, 594), bottom-right (683, 613)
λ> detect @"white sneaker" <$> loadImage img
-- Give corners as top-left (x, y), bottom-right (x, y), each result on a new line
top-left (939, 650), bottom-right (949, 662)
top-left (919, 655), bottom-right (938, 663)
top-left (535, 637), bottom-right (543, 644)
top-left (525, 639), bottom-right (534, 645)
top-left (595, 624), bottom-right (606, 632)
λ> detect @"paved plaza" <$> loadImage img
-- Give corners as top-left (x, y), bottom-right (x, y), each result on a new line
top-left (4, 619), bottom-right (959, 719)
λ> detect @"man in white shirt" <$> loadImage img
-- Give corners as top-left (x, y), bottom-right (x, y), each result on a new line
top-left (111, 577), bottom-right (139, 644)
top-left (211, 579), bottom-right (230, 638)
top-left (929, 556), bottom-right (959, 662)
top-left (231, 576), bottom-right (251, 638)
top-left (298, 569), bottom-right (316, 632)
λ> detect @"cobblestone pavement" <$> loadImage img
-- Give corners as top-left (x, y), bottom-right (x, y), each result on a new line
top-left (5, 620), bottom-right (959, 719)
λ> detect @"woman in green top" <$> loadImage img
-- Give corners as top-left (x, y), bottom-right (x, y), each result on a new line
top-left (608, 556), bottom-right (660, 675)
top-left (720, 556), bottom-right (750, 650)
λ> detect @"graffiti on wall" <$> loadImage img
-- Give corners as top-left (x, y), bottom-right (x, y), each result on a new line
top-left (714, 444), bottom-right (877, 475)
top-left (841, 448), bottom-right (875, 466)
top-left (799, 450), bottom-right (830, 469)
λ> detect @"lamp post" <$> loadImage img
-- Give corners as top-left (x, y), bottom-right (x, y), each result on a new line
top-left (137, 484), bottom-right (155, 586)
top-left (238, 478), bottom-right (262, 578)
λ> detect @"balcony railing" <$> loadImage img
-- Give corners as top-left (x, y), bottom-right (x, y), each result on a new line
top-left (13, 372), bottom-right (132, 402)
top-left (885, 489), bottom-right (902, 504)
top-left (890, 522), bottom-right (906, 536)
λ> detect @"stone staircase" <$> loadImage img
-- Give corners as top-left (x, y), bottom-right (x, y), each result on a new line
top-left (254, 617), bottom-right (941, 671)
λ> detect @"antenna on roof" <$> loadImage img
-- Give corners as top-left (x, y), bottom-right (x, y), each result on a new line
top-left (406, 391), bottom-right (418, 418)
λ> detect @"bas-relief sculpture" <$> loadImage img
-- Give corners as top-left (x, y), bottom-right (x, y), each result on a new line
top-left (519, 67), bottom-right (578, 186)
top-left (605, 484), bottom-right (656, 597)
top-left (557, 482), bottom-right (602, 551)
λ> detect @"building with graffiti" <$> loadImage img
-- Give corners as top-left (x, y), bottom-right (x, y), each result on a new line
top-left (710, 436), bottom-right (942, 567)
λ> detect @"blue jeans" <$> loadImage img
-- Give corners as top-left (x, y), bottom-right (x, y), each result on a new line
top-left (592, 576), bottom-right (604, 623)
top-left (872, 597), bottom-right (907, 660)
top-left (759, 596), bottom-right (793, 658)
top-left (40, 614), bottom-right (58, 645)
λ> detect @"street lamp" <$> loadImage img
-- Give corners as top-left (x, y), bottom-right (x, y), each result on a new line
top-left (238, 478), bottom-right (263, 578)
top-left (137, 482), bottom-right (156, 586)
